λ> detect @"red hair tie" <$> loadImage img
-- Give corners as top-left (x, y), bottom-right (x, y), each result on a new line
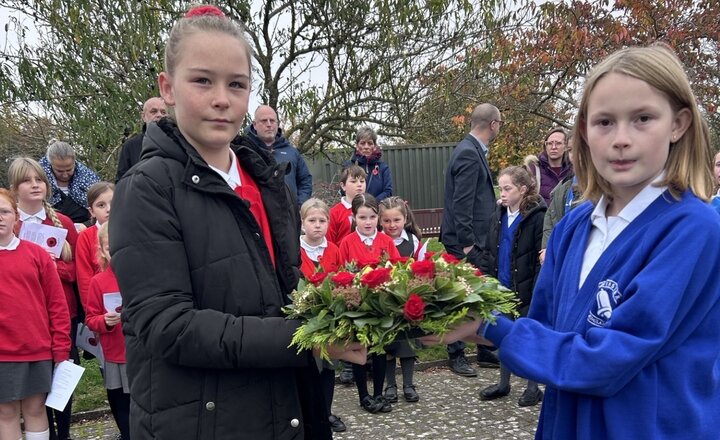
top-left (185, 5), bottom-right (225, 18)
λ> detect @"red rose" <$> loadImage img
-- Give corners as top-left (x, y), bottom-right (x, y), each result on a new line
top-left (360, 267), bottom-right (392, 288)
top-left (307, 271), bottom-right (329, 286)
top-left (475, 269), bottom-right (484, 276)
top-left (424, 252), bottom-right (435, 258)
top-left (357, 256), bottom-right (379, 268)
top-left (389, 256), bottom-right (409, 264)
top-left (410, 260), bottom-right (435, 278)
top-left (403, 294), bottom-right (425, 322)
top-left (331, 271), bottom-right (355, 287)
top-left (441, 253), bottom-right (460, 264)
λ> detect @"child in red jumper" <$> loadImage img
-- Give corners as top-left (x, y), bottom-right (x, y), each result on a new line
top-left (299, 198), bottom-right (346, 433)
top-left (0, 188), bottom-right (71, 440)
top-left (9, 157), bottom-right (79, 440)
top-left (76, 182), bottom-right (114, 309)
top-left (85, 221), bottom-right (130, 440)
top-left (339, 193), bottom-right (400, 414)
top-left (327, 165), bottom-right (366, 246)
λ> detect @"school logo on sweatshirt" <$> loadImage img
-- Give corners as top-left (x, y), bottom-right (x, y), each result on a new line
top-left (587, 279), bottom-right (622, 327)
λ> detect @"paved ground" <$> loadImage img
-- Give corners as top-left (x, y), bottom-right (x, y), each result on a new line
top-left (70, 364), bottom-right (540, 439)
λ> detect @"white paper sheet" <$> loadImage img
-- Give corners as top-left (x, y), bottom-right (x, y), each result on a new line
top-left (45, 361), bottom-right (85, 411)
top-left (103, 292), bottom-right (122, 314)
top-left (18, 222), bottom-right (68, 258)
top-left (76, 323), bottom-right (104, 365)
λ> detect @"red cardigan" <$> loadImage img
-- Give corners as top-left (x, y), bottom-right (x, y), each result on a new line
top-left (339, 231), bottom-right (400, 266)
top-left (76, 224), bottom-right (100, 308)
top-left (0, 240), bottom-right (71, 363)
top-left (300, 241), bottom-right (342, 278)
top-left (327, 202), bottom-right (352, 246)
top-left (16, 212), bottom-right (79, 318)
top-left (85, 267), bottom-right (126, 364)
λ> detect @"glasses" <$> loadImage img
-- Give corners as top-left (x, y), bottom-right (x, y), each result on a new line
top-left (545, 141), bottom-right (565, 147)
top-left (492, 119), bottom-right (504, 127)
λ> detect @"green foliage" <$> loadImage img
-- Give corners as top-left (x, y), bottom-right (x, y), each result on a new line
top-left (74, 357), bottom-right (107, 413)
top-left (285, 252), bottom-right (517, 360)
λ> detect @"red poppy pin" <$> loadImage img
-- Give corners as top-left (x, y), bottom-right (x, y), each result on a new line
top-left (46, 237), bottom-right (57, 247)
top-left (372, 166), bottom-right (379, 176)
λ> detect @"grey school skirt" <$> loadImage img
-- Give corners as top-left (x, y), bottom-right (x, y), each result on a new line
top-left (0, 360), bottom-right (53, 403)
top-left (104, 361), bottom-right (129, 393)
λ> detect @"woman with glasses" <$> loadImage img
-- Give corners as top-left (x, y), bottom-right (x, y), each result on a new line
top-left (39, 140), bottom-right (100, 226)
top-left (524, 127), bottom-right (574, 205)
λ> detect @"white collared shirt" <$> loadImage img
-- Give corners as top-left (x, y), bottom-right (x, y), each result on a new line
top-left (506, 207), bottom-right (520, 227)
top-left (340, 197), bottom-right (352, 209)
top-left (18, 207), bottom-right (47, 224)
top-left (300, 237), bottom-right (328, 262)
top-left (0, 235), bottom-right (20, 251)
top-left (392, 229), bottom-right (420, 250)
top-left (469, 133), bottom-right (488, 156)
top-left (208, 150), bottom-right (242, 190)
top-left (356, 230), bottom-right (378, 246)
top-left (579, 177), bottom-right (667, 287)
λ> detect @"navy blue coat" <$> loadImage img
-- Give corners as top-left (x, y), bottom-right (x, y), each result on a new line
top-left (246, 126), bottom-right (313, 206)
top-left (440, 134), bottom-right (496, 262)
top-left (342, 151), bottom-right (393, 201)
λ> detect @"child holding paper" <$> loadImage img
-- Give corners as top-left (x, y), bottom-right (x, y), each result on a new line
top-left (0, 188), bottom-right (71, 440)
top-left (85, 221), bottom-right (129, 440)
top-left (9, 157), bottom-right (80, 440)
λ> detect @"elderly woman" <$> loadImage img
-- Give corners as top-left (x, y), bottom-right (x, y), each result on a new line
top-left (342, 126), bottom-right (393, 201)
top-left (39, 140), bottom-right (100, 224)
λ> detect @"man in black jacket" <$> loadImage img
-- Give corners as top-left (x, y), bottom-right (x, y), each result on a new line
top-left (115, 97), bottom-right (166, 182)
top-left (440, 103), bottom-right (502, 376)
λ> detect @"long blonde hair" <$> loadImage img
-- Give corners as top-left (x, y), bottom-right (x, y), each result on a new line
top-left (8, 157), bottom-right (73, 261)
top-left (574, 44), bottom-right (714, 203)
top-left (97, 221), bottom-right (110, 270)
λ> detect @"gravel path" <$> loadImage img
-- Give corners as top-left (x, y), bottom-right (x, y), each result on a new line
top-left (71, 364), bottom-right (540, 439)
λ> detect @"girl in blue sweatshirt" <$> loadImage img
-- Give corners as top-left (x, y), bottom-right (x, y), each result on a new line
top-left (423, 44), bottom-right (720, 439)
top-left (478, 166), bottom-right (546, 407)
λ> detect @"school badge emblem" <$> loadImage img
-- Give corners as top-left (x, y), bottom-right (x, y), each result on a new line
top-left (587, 279), bottom-right (622, 327)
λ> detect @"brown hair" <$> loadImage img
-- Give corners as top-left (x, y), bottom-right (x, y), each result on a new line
top-left (350, 193), bottom-right (379, 232)
top-left (574, 44), bottom-right (714, 202)
top-left (339, 164), bottom-right (367, 184)
top-left (379, 196), bottom-right (422, 240)
top-left (87, 182), bottom-right (115, 209)
top-left (164, 4), bottom-right (253, 77)
top-left (8, 157), bottom-right (72, 261)
top-left (498, 166), bottom-right (544, 217)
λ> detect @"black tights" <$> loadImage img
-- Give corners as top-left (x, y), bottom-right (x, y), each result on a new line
top-left (352, 354), bottom-right (386, 402)
top-left (107, 387), bottom-right (131, 439)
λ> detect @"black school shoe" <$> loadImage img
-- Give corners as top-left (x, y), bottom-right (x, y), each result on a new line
top-left (328, 415), bottom-right (347, 432)
top-left (384, 385), bottom-right (398, 403)
top-left (338, 363), bottom-right (354, 385)
top-left (518, 388), bottom-right (543, 407)
top-left (448, 354), bottom-right (478, 377)
top-left (360, 395), bottom-right (383, 413)
top-left (403, 385), bottom-right (419, 402)
top-left (479, 383), bottom-right (511, 400)
top-left (476, 346), bottom-right (500, 368)
top-left (375, 395), bottom-right (393, 413)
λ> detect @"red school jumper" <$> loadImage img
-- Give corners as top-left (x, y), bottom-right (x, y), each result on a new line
top-left (300, 241), bottom-right (342, 278)
top-left (327, 200), bottom-right (353, 246)
top-left (0, 240), bottom-right (71, 363)
top-left (338, 231), bottom-right (401, 266)
top-left (76, 223), bottom-right (101, 309)
top-left (16, 212), bottom-right (79, 319)
top-left (85, 267), bottom-right (126, 364)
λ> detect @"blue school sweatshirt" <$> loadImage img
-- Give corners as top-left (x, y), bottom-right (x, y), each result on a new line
top-left (484, 190), bottom-right (720, 440)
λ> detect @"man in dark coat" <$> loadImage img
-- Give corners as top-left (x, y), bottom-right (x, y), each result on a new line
top-left (115, 97), bottom-right (167, 182)
top-left (440, 103), bottom-right (503, 377)
top-left (110, 119), bottom-right (363, 439)
top-left (246, 105), bottom-right (313, 206)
